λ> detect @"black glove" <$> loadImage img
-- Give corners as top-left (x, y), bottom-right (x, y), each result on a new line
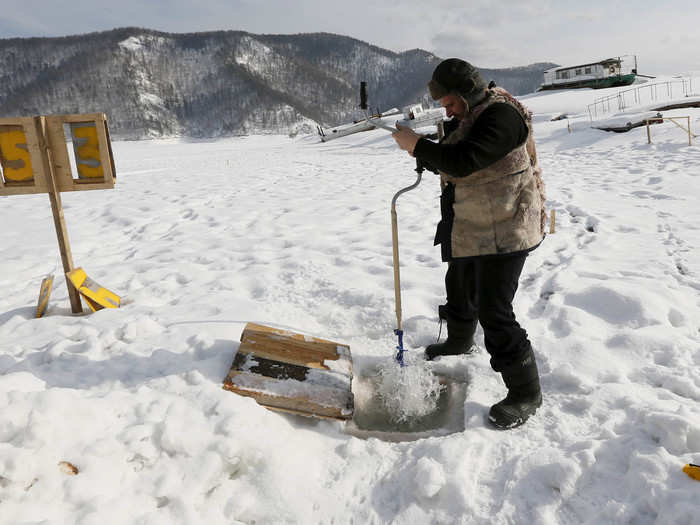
top-left (415, 135), bottom-right (440, 174)
top-left (415, 158), bottom-right (439, 174)
top-left (422, 160), bottom-right (439, 174)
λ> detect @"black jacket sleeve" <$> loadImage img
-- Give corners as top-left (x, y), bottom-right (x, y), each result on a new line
top-left (413, 102), bottom-right (528, 178)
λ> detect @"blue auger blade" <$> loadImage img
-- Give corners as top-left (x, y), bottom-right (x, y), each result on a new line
top-left (394, 329), bottom-right (405, 367)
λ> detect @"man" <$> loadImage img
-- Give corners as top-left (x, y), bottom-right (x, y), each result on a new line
top-left (392, 58), bottom-right (546, 429)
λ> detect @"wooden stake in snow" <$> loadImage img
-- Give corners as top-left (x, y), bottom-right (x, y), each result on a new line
top-left (550, 209), bottom-right (556, 234)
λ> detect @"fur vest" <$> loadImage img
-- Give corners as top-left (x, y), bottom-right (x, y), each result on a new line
top-left (440, 87), bottom-right (546, 257)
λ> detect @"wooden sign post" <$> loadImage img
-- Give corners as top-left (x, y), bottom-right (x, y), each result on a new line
top-left (645, 116), bottom-right (694, 146)
top-left (0, 114), bottom-right (116, 313)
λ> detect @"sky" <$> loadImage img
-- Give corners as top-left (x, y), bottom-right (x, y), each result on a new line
top-left (0, 0), bottom-right (699, 74)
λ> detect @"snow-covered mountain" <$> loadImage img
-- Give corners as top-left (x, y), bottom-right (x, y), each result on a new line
top-left (0, 28), bottom-right (554, 139)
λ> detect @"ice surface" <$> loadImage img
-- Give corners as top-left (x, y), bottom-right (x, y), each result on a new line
top-left (1, 80), bottom-right (699, 523)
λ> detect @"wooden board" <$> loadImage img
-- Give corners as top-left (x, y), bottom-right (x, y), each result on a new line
top-left (223, 323), bottom-right (354, 420)
top-left (36, 274), bottom-right (54, 318)
top-left (236, 322), bottom-right (349, 370)
top-left (40, 117), bottom-right (83, 314)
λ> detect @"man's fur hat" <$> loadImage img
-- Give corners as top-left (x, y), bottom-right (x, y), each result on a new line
top-left (428, 58), bottom-right (487, 108)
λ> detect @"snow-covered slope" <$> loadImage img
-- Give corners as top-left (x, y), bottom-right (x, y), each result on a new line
top-left (1, 87), bottom-right (699, 524)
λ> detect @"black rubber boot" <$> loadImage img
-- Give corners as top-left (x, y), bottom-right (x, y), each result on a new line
top-left (488, 350), bottom-right (542, 429)
top-left (424, 319), bottom-right (477, 361)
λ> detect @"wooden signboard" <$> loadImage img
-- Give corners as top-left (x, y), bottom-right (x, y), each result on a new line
top-left (0, 114), bottom-right (115, 196)
top-left (0, 114), bottom-right (117, 313)
top-left (224, 323), bottom-right (354, 420)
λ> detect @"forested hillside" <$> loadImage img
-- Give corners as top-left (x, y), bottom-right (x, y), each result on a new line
top-left (0, 28), bottom-right (555, 138)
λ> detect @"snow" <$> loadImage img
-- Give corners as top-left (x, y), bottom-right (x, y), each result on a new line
top-left (139, 93), bottom-right (165, 107)
top-left (119, 36), bottom-right (144, 52)
top-left (234, 36), bottom-right (274, 66)
top-left (1, 83), bottom-right (700, 524)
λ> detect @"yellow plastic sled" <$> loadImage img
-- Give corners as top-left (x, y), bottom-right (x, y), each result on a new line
top-left (66, 267), bottom-right (120, 312)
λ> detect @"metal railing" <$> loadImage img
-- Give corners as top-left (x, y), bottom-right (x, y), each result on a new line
top-left (587, 78), bottom-right (696, 121)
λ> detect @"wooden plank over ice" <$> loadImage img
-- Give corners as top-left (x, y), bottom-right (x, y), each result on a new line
top-left (223, 323), bottom-right (354, 420)
top-left (237, 322), bottom-right (352, 374)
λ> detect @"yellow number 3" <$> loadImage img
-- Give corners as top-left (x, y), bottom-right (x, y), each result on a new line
top-left (71, 123), bottom-right (104, 179)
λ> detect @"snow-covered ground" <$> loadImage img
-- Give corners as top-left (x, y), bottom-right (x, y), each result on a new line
top-left (1, 85), bottom-right (699, 524)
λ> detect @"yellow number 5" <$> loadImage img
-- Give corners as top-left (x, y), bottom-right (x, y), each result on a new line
top-left (0, 126), bottom-right (34, 182)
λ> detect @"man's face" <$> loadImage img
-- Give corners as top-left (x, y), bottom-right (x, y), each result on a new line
top-left (439, 94), bottom-right (466, 120)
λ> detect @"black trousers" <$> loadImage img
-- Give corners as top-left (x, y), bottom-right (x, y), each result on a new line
top-left (444, 252), bottom-right (532, 372)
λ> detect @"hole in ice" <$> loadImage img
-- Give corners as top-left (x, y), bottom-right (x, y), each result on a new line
top-left (375, 358), bottom-right (445, 424)
top-left (346, 355), bottom-right (467, 440)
